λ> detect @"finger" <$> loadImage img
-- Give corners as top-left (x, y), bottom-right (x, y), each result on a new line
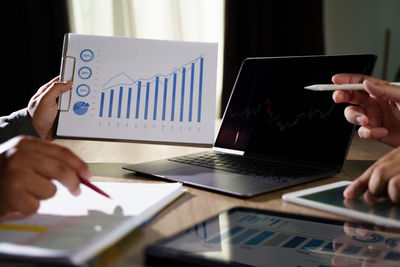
top-left (344, 175), bottom-right (369, 199)
top-left (368, 159), bottom-right (400, 197)
top-left (29, 155), bottom-right (81, 196)
top-left (18, 138), bottom-right (91, 180)
top-left (332, 89), bottom-right (370, 105)
top-left (10, 192), bottom-right (40, 214)
top-left (332, 73), bottom-right (385, 85)
top-left (388, 175), bottom-right (400, 203)
top-left (364, 79), bottom-right (400, 103)
top-left (344, 106), bottom-right (369, 125)
top-left (32, 76), bottom-right (60, 100)
top-left (23, 173), bottom-right (57, 200)
top-left (40, 81), bottom-right (72, 104)
top-left (358, 125), bottom-right (388, 140)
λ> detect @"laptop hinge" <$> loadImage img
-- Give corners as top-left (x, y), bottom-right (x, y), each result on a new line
top-left (212, 147), bottom-right (244, 156)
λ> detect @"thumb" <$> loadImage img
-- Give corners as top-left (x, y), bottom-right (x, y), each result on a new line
top-left (42, 81), bottom-right (72, 103)
top-left (364, 80), bottom-right (400, 103)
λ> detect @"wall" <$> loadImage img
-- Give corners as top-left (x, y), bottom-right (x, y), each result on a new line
top-left (324, 0), bottom-right (400, 80)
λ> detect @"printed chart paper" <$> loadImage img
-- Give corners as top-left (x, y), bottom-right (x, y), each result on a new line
top-left (56, 34), bottom-right (218, 145)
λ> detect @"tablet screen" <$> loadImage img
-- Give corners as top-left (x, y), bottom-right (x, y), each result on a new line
top-left (300, 185), bottom-right (400, 221)
top-left (146, 207), bottom-right (400, 267)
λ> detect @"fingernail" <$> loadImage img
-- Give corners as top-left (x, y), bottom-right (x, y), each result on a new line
top-left (344, 185), bottom-right (354, 197)
top-left (72, 187), bottom-right (82, 196)
top-left (356, 116), bottom-right (365, 125)
top-left (83, 169), bottom-right (92, 179)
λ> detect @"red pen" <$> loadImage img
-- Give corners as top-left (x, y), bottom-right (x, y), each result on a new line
top-left (79, 178), bottom-right (112, 199)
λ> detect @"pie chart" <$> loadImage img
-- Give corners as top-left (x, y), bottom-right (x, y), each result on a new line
top-left (73, 101), bottom-right (89, 115)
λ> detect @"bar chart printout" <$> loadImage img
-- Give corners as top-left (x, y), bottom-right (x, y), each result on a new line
top-left (57, 34), bottom-right (218, 145)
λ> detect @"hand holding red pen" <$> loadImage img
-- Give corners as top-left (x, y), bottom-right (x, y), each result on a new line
top-left (0, 136), bottom-right (93, 215)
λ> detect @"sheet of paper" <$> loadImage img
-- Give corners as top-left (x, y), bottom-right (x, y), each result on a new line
top-left (38, 181), bottom-right (183, 216)
top-left (0, 182), bottom-right (184, 262)
top-left (57, 34), bottom-right (218, 145)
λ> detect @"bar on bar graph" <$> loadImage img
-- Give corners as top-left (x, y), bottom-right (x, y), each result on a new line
top-left (162, 78), bottom-right (168, 121)
top-left (153, 76), bottom-right (159, 120)
top-left (108, 89), bottom-right (114, 118)
top-left (144, 82), bottom-right (150, 120)
top-left (171, 72), bottom-right (177, 121)
top-left (301, 239), bottom-right (324, 250)
top-left (230, 229), bottom-right (258, 245)
top-left (117, 87), bottom-right (123, 118)
top-left (180, 68), bottom-right (186, 122)
top-left (99, 92), bottom-right (105, 117)
top-left (341, 245), bottom-right (362, 255)
top-left (244, 231), bottom-right (274, 246)
top-left (198, 57), bottom-right (203, 122)
top-left (207, 226), bottom-right (245, 244)
top-left (136, 81), bottom-right (141, 119)
top-left (189, 62), bottom-right (195, 122)
top-left (282, 236), bottom-right (307, 248)
top-left (126, 87), bottom-right (132, 119)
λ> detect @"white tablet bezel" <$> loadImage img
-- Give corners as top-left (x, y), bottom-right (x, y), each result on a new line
top-left (282, 181), bottom-right (400, 229)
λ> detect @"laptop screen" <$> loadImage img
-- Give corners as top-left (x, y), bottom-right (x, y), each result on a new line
top-left (215, 54), bottom-right (376, 168)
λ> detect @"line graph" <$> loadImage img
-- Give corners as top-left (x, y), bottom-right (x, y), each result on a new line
top-left (228, 99), bottom-right (335, 132)
top-left (98, 56), bottom-right (204, 123)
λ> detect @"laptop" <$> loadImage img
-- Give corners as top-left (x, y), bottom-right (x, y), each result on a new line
top-left (123, 54), bottom-right (377, 197)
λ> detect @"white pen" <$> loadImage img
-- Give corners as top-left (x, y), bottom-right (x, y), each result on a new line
top-left (304, 82), bottom-right (400, 91)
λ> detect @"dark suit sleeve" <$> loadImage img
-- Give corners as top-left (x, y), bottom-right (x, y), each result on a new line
top-left (0, 108), bottom-right (40, 143)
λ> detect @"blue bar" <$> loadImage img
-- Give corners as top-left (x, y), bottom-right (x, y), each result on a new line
top-left (171, 72), bottom-right (177, 121)
top-left (207, 226), bottom-right (244, 243)
top-left (302, 239), bottom-right (324, 250)
top-left (99, 92), bottom-right (105, 117)
top-left (153, 77), bottom-right (159, 120)
top-left (384, 251), bottom-right (400, 261)
top-left (189, 62), bottom-right (195, 122)
top-left (203, 222), bottom-right (207, 240)
top-left (144, 82), bottom-right (150, 120)
top-left (270, 219), bottom-right (281, 226)
top-left (198, 57), bottom-right (203, 122)
top-left (180, 67), bottom-right (186, 122)
top-left (322, 242), bottom-right (341, 252)
top-left (341, 245), bottom-right (362, 255)
top-left (231, 229), bottom-right (258, 245)
top-left (136, 81), bottom-right (141, 119)
top-left (108, 89), bottom-right (114, 118)
top-left (244, 231), bottom-right (274, 246)
top-left (162, 78), bottom-right (168, 121)
top-left (117, 86), bottom-right (123, 118)
top-left (127, 87), bottom-right (132, 119)
top-left (282, 236), bottom-right (307, 248)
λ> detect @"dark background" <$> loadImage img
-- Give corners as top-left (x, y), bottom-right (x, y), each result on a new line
top-left (3, 0), bottom-right (69, 115)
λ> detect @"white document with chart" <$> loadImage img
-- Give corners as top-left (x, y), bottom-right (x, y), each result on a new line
top-left (56, 33), bottom-right (218, 145)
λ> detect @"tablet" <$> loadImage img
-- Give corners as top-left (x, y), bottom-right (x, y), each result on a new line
top-left (145, 207), bottom-right (400, 267)
top-left (282, 181), bottom-right (400, 229)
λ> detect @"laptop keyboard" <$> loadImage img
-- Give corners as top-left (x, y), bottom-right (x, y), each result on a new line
top-left (168, 152), bottom-right (322, 182)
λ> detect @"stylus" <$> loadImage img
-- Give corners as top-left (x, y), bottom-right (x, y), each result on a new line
top-left (304, 82), bottom-right (400, 91)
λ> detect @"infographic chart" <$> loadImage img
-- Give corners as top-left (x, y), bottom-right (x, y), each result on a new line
top-left (56, 34), bottom-right (218, 145)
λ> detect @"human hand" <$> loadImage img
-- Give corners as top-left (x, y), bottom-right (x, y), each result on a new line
top-left (28, 77), bottom-right (72, 140)
top-left (332, 73), bottom-right (400, 147)
top-left (0, 136), bottom-right (91, 215)
top-left (344, 146), bottom-right (400, 203)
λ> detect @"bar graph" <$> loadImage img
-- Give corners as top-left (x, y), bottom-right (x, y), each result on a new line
top-left (98, 56), bottom-right (204, 123)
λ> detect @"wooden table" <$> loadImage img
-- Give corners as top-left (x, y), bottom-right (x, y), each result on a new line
top-left (53, 133), bottom-right (393, 267)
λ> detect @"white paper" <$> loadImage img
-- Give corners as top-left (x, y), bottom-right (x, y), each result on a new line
top-left (57, 34), bottom-right (218, 145)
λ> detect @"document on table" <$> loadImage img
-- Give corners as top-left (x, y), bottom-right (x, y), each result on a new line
top-left (0, 181), bottom-right (184, 265)
top-left (56, 33), bottom-right (218, 146)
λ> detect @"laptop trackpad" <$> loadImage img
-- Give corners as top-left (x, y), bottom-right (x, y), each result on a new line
top-left (159, 167), bottom-right (272, 196)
